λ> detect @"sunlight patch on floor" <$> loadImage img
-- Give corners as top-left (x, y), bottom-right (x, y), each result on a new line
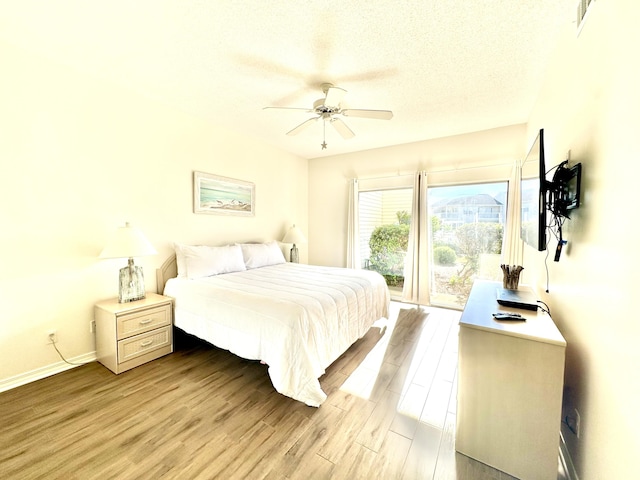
top-left (338, 301), bottom-right (437, 411)
top-left (337, 310), bottom-right (396, 400)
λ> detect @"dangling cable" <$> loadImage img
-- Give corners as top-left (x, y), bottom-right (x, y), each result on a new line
top-left (51, 338), bottom-right (91, 366)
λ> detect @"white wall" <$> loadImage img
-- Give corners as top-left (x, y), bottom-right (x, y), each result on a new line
top-left (0, 41), bottom-right (307, 387)
top-left (308, 124), bottom-right (526, 267)
top-left (525, 1), bottom-right (639, 478)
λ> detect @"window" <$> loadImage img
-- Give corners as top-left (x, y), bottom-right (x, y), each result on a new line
top-left (428, 181), bottom-right (509, 309)
top-left (351, 169), bottom-right (513, 307)
top-left (358, 188), bottom-right (413, 297)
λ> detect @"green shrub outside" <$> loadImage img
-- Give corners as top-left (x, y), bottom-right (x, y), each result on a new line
top-left (368, 213), bottom-right (410, 288)
top-left (449, 222), bottom-right (504, 288)
top-left (433, 246), bottom-right (456, 265)
top-left (369, 223), bottom-right (409, 276)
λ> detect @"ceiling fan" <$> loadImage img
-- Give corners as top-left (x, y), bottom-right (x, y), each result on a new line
top-left (264, 83), bottom-right (393, 149)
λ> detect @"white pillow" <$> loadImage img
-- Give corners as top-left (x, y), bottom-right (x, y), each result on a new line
top-left (178, 244), bottom-right (246, 279)
top-left (173, 242), bottom-right (191, 278)
top-left (240, 241), bottom-right (286, 269)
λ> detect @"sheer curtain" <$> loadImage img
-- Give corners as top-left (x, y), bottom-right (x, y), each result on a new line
top-left (402, 171), bottom-right (430, 305)
top-left (501, 161), bottom-right (523, 266)
top-left (346, 178), bottom-right (360, 269)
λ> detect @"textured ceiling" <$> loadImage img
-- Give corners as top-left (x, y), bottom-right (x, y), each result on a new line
top-left (0, 1), bottom-right (574, 159)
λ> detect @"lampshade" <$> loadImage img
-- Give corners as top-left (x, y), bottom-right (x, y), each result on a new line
top-left (99, 222), bottom-right (157, 259)
top-left (282, 224), bottom-right (307, 245)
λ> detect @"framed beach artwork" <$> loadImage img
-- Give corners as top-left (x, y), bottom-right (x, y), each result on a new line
top-left (193, 171), bottom-right (255, 216)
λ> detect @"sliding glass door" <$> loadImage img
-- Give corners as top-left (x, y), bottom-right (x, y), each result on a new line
top-left (356, 179), bottom-right (509, 308)
top-left (428, 182), bottom-right (509, 309)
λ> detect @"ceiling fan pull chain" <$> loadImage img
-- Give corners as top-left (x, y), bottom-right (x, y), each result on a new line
top-left (321, 118), bottom-right (327, 150)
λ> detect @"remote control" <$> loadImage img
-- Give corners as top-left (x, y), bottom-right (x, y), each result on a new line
top-left (492, 312), bottom-right (525, 321)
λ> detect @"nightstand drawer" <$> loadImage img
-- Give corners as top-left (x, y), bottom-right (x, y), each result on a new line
top-left (117, 325), bottom-right (172, 363)
top-left (117, 304), bottom-right (171, 339)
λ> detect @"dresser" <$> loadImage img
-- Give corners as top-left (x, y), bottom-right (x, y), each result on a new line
top-left (94, 293), bottom-right (173, 374)
top-left (455, 280), bottom-right (566, 480)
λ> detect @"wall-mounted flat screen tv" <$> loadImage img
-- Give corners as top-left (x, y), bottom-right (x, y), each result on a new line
top-left (520, 129), bottom-right (547, 251)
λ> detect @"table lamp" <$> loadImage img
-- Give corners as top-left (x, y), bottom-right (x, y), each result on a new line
top-left (99, 222), bottom-right (157, 303)
top-left (282, 224), bottom-right (307, 263)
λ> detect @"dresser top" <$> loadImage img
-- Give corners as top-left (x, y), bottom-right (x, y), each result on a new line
top-left (460, 280), bottom-right (566, 347)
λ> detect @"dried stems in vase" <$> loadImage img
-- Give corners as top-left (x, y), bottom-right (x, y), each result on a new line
top-left (501, 264), bottom-right (523, 290)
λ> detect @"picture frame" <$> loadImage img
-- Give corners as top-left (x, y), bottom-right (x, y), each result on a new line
top-left (193, 171), bottom-right (255, 216)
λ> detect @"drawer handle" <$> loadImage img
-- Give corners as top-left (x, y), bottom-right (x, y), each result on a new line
top-left (140, 339), bottom-right (154, 347)
top-left (139, 318), bottom-right (153, 325)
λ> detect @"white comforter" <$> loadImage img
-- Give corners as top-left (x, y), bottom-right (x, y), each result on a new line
top-left (163, 262), bottom-right (389, 406)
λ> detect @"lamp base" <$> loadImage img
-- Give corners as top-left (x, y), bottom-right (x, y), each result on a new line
top-left (118, 258), bottom-right (146, 303)
top-left (290, 244), bottom-right (299, 263)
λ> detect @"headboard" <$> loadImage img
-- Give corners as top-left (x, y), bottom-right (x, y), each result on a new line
top-left (156, 255), bottom-right (177, 294)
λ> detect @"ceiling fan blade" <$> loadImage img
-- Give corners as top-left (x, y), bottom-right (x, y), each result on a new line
top-left (324, 86), bottom-right (347, 108)
top-left (286, 117), bottom-right (319, 136)
top-left (263, 106), bottom-right (311, 112)
top-left (341, 109), bottom-right (394, 120)
top-left (330, 117), bottom-right (355, 139)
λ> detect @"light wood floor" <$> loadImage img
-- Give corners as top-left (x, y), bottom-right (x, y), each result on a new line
top-left (0, 302), bottom-right (565, 479)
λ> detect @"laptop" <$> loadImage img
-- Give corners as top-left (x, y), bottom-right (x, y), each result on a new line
top-left (496, 287), bottom-right (539, 311)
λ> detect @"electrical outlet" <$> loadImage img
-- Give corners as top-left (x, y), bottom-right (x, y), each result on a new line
top-left (47, 330), bottom-right (57, 344)
top-left (575, 408), bottom-right (581, 438)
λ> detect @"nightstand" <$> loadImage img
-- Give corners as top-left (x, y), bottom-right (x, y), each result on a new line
top-left (94, 292), bottom-right (173, 374)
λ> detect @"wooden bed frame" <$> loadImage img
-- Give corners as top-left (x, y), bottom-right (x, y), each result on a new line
top-left (156, 255), bottom-right (177, 294)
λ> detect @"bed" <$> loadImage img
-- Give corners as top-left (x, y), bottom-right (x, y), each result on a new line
top-left (156, 241), bottom-right (390, 407)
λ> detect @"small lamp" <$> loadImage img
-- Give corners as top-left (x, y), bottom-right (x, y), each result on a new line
top-left (282, 224), bottom-right (307, 263)
top-left (99, 222), bottom-right (157, 303)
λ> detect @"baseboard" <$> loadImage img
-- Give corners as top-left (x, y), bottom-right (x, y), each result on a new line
top-left (0, 351), bottom-right (97, 393)
top-left (559, 430), bottom-right (580, 480)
